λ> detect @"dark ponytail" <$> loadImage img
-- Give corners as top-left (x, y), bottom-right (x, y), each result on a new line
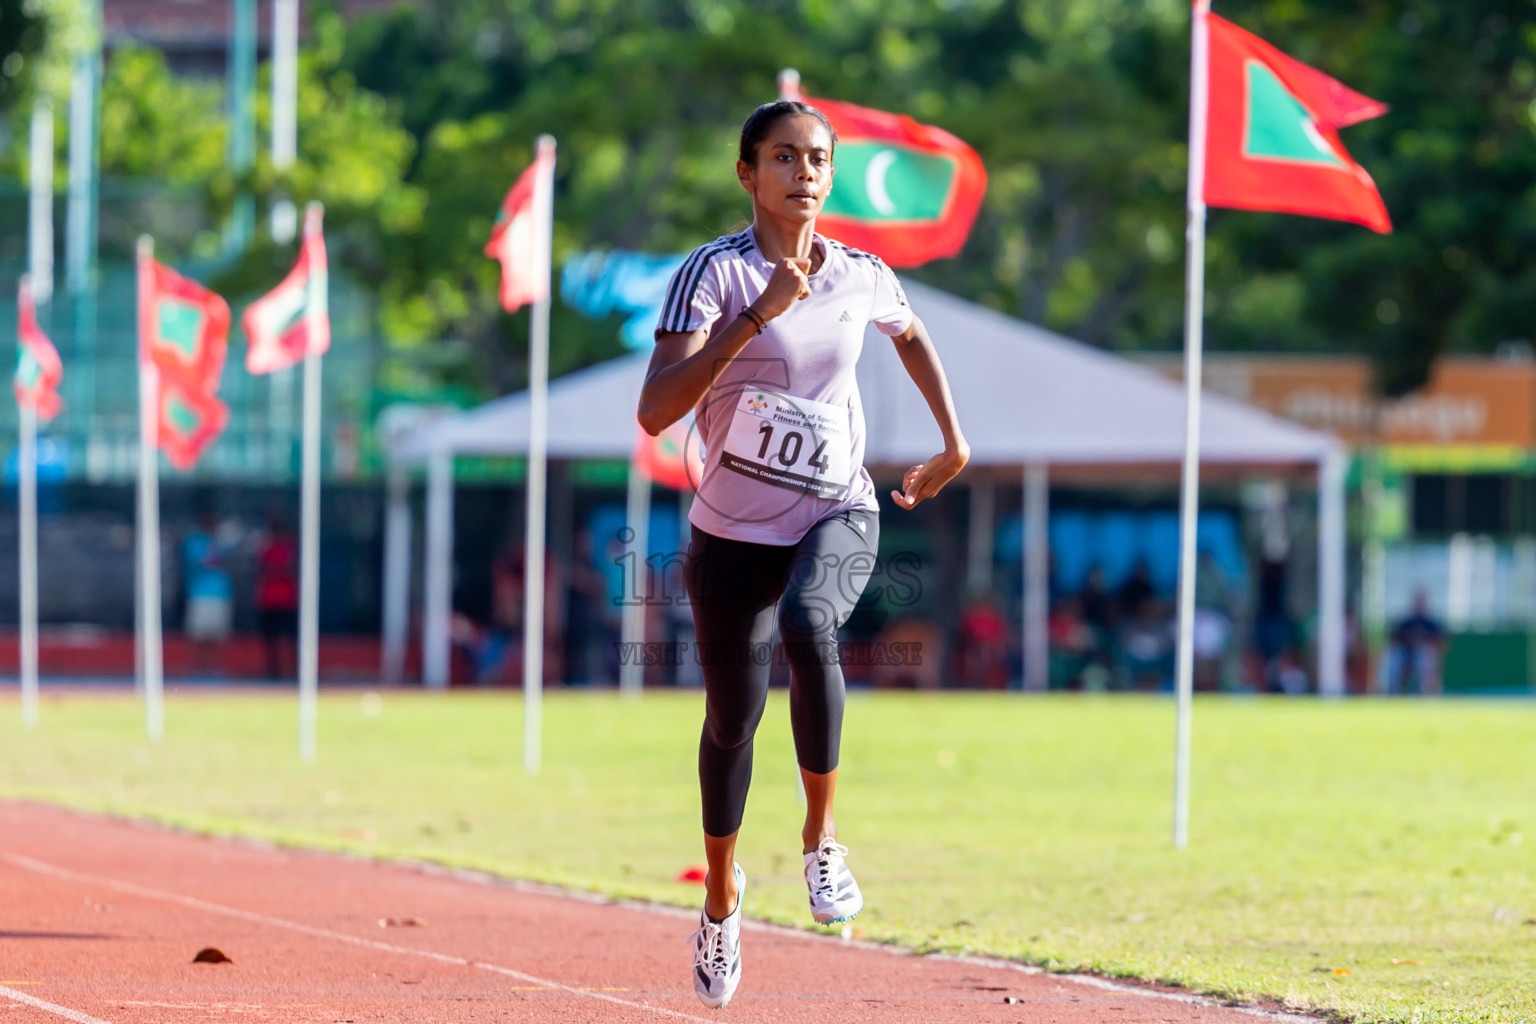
top-left (738, 100), bottom-right (837, 165)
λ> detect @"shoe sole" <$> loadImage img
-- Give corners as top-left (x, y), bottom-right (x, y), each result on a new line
top-left (813, 906), bottom-right (862, 926)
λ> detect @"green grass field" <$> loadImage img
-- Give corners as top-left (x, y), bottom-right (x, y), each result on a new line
top-left (1, 689), bottom-right (1532, 1023)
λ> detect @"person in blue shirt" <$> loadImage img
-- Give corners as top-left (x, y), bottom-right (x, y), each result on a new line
top-left (183, 511), bottom-right (233, 676)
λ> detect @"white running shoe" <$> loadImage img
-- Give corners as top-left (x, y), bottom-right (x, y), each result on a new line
top-left (804, 837), bottom-right (863, 925)
top-left (689, 863), bottom-right (745, 1009)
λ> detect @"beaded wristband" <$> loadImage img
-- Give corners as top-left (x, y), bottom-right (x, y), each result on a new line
top-left (740, 305), bottom-right (768, 332)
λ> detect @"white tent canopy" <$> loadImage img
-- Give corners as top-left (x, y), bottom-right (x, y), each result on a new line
top-left (395, 279), bottom-right (1335, 467)
top-left (384, 280), bottom-right (1345, 693)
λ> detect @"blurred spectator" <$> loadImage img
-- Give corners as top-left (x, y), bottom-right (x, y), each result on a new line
top-left (1121, 597), bottom-right (1173, 689)
top-left (1079, 566), bottom-right (1114, 633)
top-left (1253, 556), bottom-right (1294, 692)
top-left (870, 617), bottom-right (944, 689)
top-left (1117, 561), bottom-right (1155, 622)
top-left (1048, 595), bottom-right (1097, 689)
top-left (1384, 591), bottom-right (1444, 696)
top-left (183, 511), bottom-right (232, 676)
top-left (1048, 595), bottom-right (1095, 654)
top-left (953, 590), bottom-right (1008, 689)
top-left (254, 514), bottom-right (299, 680)
top-left (563, 529), bottom-right (610, 684)
top-left (480, 544), bottom-right (566, 686)
top-left (1193, 550), bottom-right (1236, 691)
top-left (480, 547), bottom-right (526, 686)
top-left (1191, 606), bottom-right (1231, 691)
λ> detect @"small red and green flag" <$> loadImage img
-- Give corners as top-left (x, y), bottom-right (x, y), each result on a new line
top-left (156, 372), bottom-right (230, 473)
top-left (138, 253), bottom-right (232, 392)
top-left (1201, 5), bottom-right (1391, 233)
top-left (137, 241), bottom-right (232, 470)
top-left (15, 277), bottom-right (63, 422)
top-left (243, 203), bottom-right (330, 375)
top-left (485, 138), bottom-right (556, 313)
top-left (795, 92), bottom-right (987, 267)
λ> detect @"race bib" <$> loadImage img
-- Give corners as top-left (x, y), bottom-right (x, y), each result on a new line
top-left (718, 389), bottom-right (853, 500)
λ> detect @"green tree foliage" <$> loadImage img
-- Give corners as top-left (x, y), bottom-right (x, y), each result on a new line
top-left (97, 48), bottom-right (227, 183)
top-left (0, 0), bottom-right (46, 111)
top-left (13, 1), bottom-right (1531, 401)
top-left (334, 0), bottom-right (1536, 400)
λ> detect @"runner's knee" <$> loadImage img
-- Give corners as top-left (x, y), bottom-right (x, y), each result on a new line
top-left (703, 693), bottom-right (766, 752)
top-left (779, 591), bottom-right (839, 645)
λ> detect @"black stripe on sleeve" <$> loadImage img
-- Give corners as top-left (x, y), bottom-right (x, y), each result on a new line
top-left (830, 240), bottom-right (908, 308)
top-left (657, 243), bottom-right (719, 333)
top-left (659, 231), bottom-right (748, 333)
top-left (882, 260), bottom-right (909, 308)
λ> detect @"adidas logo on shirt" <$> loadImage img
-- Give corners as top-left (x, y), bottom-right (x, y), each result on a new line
top-left (838, 310), bottom-right (853, 322)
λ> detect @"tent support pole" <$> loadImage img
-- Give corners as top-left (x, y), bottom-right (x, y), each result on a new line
top-left (1317, 449), bottom-right (1347, 696)
top-left (423, 449), bottom-right (453, 690)
top-left (381, 464), bottom-right (412, 686)
top-left (1023, 463), bottom-right (1049, 692)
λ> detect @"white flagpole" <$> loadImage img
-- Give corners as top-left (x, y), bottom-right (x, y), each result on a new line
top-left (777, 67), bottom-right (801, 101)
top-left (298, 203), bottom-right (325, 762)
top-left (269, 0), bottom-right (299, 244)
top-left (24, 95), bottom-right (52, 731)
top-left (28, 101), bottom-right (54, 305)
top-left (136, 237), bottom-right (164, 743)
top-left (523, 136), bottom-right (556, 776)
top-left (18, 400), bottom-right (38, 732)
top-left (1173, 0), bottom-right (1212, 850)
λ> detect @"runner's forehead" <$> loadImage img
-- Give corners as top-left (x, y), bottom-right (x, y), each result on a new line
top-left (764, 116), bottom-right (833, 153)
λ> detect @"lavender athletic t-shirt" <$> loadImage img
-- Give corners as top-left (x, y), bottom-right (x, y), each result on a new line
top-left (656, 227), bottom-right (913, 546)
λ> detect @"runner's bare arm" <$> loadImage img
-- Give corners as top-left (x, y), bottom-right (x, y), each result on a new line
top-left (888, 314), bottom-right (969, 510)
top-left (638, 257), bottom-right (812, 435)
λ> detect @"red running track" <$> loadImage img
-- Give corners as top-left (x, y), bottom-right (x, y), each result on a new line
top-left (0, 802), bottom-right (1314, 1023)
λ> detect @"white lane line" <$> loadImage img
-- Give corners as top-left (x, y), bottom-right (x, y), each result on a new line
top-left (0, 984), bottom-right (114, 1024)
top-left (0, 853), bottom-right (715, 1024)
top-left (918, 953), bottom-right (1321, 1022)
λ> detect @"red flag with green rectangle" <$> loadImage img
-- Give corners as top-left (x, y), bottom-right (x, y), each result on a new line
top-left (1202, 8), bottom-right (1391, 233)
top-left (138, 249), bottom-right (232, 470)
top-left (799, 94), bottom-right (987, 267)
top-left (15, 277), bottom-right (63, 422)
top-left (140, 257), bottom-right (231, 390)
top-left (156, 372), bottom-right (229, 473)
top-left (243, 203), bottom-right (330, 374)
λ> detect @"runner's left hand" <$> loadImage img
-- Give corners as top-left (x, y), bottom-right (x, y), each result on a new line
top-left (890, 445), bottom-right (970, 510)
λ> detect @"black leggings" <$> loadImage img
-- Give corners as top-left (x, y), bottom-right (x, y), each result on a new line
top-left (686, 507), bottom-right (880, 838)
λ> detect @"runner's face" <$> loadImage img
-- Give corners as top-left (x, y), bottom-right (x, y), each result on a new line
top-left (738, 114), bottom-right (835, 224)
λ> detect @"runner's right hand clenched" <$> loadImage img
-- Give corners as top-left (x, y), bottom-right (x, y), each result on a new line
top-left (752, 257), bottom-right (812, 322)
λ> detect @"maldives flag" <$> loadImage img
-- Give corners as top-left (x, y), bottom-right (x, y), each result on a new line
top-left (138, 254), bottom-right (232, 391)
top-left (485, 137), bottom-right (555, 313)
top-left (137, 241), bottom-right (232, 470)
top-left (156, 372), bottom-right (230, 473)
top-left (15, 277), bottom-right (63, 422)
top-left (634, 416), bottom-right (703, 492)
top-left (1202, 6), bottom-right (1391, 233)
top-left (243, 202), bottom-right (329, 374)
top-left (800, 94), bottom-right (987, 267)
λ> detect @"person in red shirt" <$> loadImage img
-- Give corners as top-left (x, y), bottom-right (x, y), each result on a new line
top-left (255, 514), bottom-right (300, 681)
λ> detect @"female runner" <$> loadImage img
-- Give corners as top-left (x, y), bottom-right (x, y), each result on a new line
top-left (637, 99), bottom-right (969, 1009)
